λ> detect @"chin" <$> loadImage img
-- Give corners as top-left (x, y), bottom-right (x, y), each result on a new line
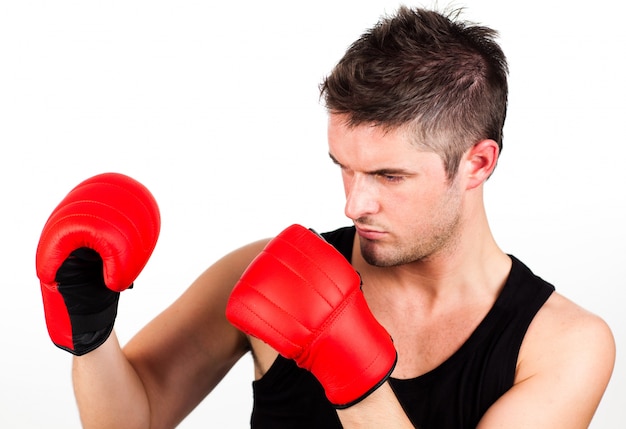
top-left (361, 241), bottom-right (432, 267)
top-left (362, 247), bottom-right (408, 267)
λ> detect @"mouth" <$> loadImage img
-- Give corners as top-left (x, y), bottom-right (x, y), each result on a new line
top-left (354, 224), bottom-right (386, 241)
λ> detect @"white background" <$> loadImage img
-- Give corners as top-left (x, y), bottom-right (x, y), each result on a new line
top-left (1, 0), bottom-right (624, 427)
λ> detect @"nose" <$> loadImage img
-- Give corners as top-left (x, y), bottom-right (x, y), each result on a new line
top-left (344, 174), bottom-right (379, 221)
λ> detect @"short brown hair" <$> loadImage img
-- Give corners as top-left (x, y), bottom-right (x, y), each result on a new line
top-left (320, 6), bottom-right (509, 179)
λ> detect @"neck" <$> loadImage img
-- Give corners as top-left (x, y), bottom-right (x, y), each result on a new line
top-left (354, 199), bottom-right (511, 302)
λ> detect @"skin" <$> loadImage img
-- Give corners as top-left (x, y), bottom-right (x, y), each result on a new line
top-left (71, 113), bottom-right (615, 429)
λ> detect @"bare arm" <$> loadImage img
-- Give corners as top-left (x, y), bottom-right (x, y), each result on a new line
top-left (72, 240), bottom-right (268, 429)
top-left (73, 333), bottom-right (152, 429)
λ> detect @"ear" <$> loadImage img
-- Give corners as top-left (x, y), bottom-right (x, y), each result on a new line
top-left (462, 139), bottom-right (500, 190)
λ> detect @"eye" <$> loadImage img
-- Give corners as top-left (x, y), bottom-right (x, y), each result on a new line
top-left (379, 174), bottom-right (405, 183)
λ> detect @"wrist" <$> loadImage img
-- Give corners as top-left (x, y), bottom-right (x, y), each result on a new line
top-left (336, 382), bottom-right (414, 428)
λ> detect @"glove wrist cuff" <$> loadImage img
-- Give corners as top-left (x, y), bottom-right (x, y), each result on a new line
top-left (58, 294), bottom-right (120, 356)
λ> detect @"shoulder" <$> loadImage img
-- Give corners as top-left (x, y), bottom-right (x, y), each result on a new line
top-left (208, 238), bottom-right (271, 277)
top-left (517, 290), bottom-right (615, 391)
top-left (479, 291), bottom-right (615, 427)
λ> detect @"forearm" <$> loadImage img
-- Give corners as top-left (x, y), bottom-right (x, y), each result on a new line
top-left (336, 382), bottom-right (415, 428)
top-left (72, 332), bottom-right (151, 429)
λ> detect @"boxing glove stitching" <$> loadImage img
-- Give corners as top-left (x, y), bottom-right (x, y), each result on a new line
top-left (305, 285), bottom-right (361, 353)
top-left (229, 280), bottom-right (305, 353)
top-left (252, 248), bottom-right (324, 330)
top-left (264, 253), bottom-right (336, 313)
top-left (80, 180), bottom-right (160, 251)
top-left (42, 211), bottom-right (132, 251)
top-left (65, 182), bottom-right (158, 251)
top-left (60, 176), bottom-right (158, 248)
top-left (41, 211), bottom-right (135, 291)
top-left (271, 237), bottom-right (346, 305)
top-left (230, 244), bottom-right (350, 358)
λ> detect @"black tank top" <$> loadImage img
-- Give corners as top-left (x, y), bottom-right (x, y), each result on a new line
top-left (250, 226), bottom-right (555, 428)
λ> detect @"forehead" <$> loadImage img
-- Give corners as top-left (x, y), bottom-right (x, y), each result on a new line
top-left (327, 114), bottom-right (426, 166)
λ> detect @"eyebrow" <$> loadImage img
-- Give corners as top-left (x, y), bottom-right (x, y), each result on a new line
top-left (328, 152), bottom-right (342, 166)
top-left (328, 152), bottom-right (415, 176)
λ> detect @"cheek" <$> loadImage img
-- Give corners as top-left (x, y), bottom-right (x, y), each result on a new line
top-left (397, 186), bottom-right (437, 213)
top-left (433, 184), bottom-right (464, 224)
top-left (392, 183), bottom-right (460, 223)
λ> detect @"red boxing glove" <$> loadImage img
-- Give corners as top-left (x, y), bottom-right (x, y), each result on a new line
top-left (36, 173), bottom-right (160, 355)
top-left (226, 224), bottom-right (397, 408)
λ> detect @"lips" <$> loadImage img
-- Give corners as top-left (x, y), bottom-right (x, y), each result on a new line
top-left (354, 225), bottom-right (386, 241)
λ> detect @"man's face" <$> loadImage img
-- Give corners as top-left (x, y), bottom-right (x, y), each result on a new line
top-left (327, 114), bottom-right (465, 267)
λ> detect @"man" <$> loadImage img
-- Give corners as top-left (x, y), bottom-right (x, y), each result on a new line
top-left (36, 6), bottom-right (614, 429)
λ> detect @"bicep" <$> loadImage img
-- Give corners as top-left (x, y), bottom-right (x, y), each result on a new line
top-left (122, 240), bottom-right (268, 429)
